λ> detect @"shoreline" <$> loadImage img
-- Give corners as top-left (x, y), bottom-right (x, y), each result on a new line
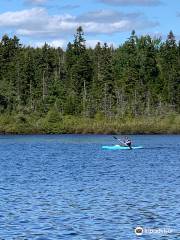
top-left (0, 114), bottom-right (179, 135)
top-left (0, 132), bottom-right (180, 135)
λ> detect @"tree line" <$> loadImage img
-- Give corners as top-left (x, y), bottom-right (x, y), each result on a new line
top-left (0, 27), bottom-right (179, 119)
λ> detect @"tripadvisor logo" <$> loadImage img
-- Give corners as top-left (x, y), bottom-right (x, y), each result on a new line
top-left (135, 226), bottom-right (144, 236)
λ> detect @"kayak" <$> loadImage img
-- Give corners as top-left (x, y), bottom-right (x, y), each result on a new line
top-left (102, 145), bottom-right (143, 150)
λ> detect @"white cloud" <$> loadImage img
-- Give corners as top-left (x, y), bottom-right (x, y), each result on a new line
top-left (25, 0), bottom-right (47, 4)
top-left (0, 8), bottom-right (47, 28)
top-left (100, 0), bottom-right (161, 6)
top-left (0, 8), bottom-right (158, 38)
top-left (32, 39), bottom-right (66, 48)
top-left (86, 39), bottom-right (115, 48)
top-left (77, 9), bottom-right (140, 23)
top-left (32, 39), bottom-right (115, 49)
top-left (78, 9), bottom-right (158, 33)
top-left (81, 20), bottom-right (133, 34)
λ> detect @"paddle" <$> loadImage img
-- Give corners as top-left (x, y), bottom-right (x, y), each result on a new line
top-left (113, 136), bottom-right (118, 140)
top-left (113, 136), bottom-right (125, 146)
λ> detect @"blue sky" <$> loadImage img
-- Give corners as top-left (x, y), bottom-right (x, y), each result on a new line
top-left (0, 0), bottom-right (180, 48)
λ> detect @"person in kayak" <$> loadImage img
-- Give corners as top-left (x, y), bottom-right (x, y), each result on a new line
top-left (115, 136), bottom-right (132, 149)
top-left (124, 136), bottom-right (132, 149)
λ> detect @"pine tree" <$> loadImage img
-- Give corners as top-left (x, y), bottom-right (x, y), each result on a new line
top-left (159, 31), bottom-right (179, 109)
top-left (136, 35), bottom-right (159, 114)
top-left (65, 26), bottom-right (93, 114)
top-left (113, 31), bottom-right (139, 116)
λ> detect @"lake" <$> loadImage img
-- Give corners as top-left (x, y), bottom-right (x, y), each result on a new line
top-left (0, 134), bottom-right (179, 239)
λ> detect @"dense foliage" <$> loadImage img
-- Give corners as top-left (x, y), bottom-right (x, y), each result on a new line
top-left (0, 27), bottom-right (179, 133)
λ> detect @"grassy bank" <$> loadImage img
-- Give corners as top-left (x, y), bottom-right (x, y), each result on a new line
top-left (0, 111), bottom-right (179, 134)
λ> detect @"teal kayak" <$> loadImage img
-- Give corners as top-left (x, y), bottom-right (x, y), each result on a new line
top-left (102, 145), bottom-right (143, 150)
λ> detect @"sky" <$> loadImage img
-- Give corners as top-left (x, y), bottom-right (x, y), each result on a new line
top-left (0, 0), bottom-right (180, 48)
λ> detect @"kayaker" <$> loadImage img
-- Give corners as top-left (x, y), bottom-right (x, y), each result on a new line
top-left (124, 136), bottom-right (132, 149)
top-left (113, 136), bottom-right (132, 149)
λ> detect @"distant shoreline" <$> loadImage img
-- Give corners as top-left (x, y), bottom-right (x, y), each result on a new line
top-left (0, 132), bottom-right (180, 136)
top-left (0, 114), bottom-right (179, 135)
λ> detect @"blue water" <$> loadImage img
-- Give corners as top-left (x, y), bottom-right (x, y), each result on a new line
top-left (0, 134), bottom-right (179, 240)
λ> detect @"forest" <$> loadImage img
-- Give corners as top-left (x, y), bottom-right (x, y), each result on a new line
top-left (0, 27), bottom-right (179, 134)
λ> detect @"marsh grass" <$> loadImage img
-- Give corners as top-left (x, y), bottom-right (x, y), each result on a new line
top-left (0, 112), bottom-right (179, 134)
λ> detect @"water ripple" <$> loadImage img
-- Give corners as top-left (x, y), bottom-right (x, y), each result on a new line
top-left (0, 134), bottom-right (179, 239)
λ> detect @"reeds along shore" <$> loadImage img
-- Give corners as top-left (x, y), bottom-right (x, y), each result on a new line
top-left (0, 113), bottom-right (179, 134)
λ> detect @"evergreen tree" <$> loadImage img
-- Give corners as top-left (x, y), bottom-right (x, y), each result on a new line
top-left (65, 26), bottom-right (93, 114)
top-left (113, 30), bottom-right (139, 116)
top-left (0, 29), bottom-right (179, 119)
top-left (159, 31), bottom-right (179, 109)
